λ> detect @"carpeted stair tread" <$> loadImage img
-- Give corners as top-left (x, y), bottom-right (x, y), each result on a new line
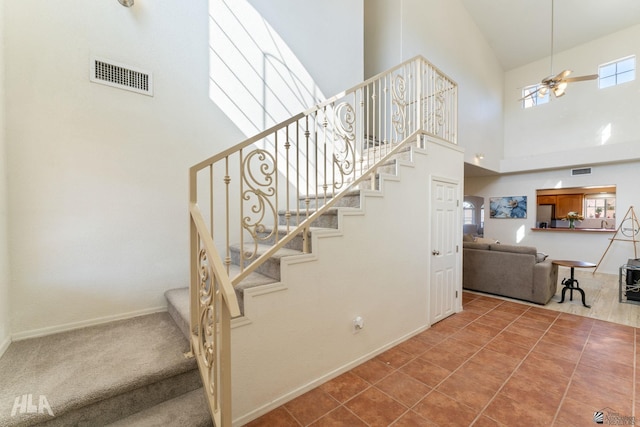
top-left (0, 312), bottom-right (200, 426)
top-left (166, 264), bottom-right (276, 336)
top-left (105, 388), bottom-right (212, 427)
top-left (230, 243), bottom-right (303, 259)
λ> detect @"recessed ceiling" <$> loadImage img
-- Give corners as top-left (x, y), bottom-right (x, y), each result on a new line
top-left (460, 0), bottom-right (640, 71)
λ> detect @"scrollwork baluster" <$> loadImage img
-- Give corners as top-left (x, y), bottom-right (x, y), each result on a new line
top-left (332, 102), bottom-right (356, 191)
top-left (241, 149), bottom-right (277, 262)
top-left (391, 73), bottom-right (407, 143)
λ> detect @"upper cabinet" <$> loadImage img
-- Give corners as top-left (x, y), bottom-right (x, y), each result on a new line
top-left (556, 194), bottom-right (583, 219)
top-left (537, 195), bottom-right (557, 206)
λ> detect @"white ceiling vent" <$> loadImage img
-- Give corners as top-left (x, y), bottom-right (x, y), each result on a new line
top-left (90, 57), bottom-right (153, 96)
top-left (571, 167), bottom-right (592, 176)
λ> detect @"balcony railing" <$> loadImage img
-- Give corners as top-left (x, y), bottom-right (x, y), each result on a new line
top-left (188, 55), bottom-right (457, 425)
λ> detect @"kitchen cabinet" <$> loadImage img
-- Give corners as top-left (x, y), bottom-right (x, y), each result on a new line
top-left (537, 195), bottom-right (557, 205)
top-left (556, 194), bottom-right (583, 219)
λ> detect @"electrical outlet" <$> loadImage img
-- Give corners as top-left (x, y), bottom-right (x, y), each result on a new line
top-left (353, 316), bottom-right (364, 333)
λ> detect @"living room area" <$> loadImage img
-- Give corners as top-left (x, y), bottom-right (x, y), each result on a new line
top-left (454, 0), bottom-right (640, 340)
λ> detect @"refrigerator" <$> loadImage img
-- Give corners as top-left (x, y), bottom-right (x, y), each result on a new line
top-left (536, 204), bottom-right (554, 228)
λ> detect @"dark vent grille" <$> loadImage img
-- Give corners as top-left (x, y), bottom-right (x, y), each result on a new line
top-left (571, 167), bottom-right (592, 176)
top-left (90, 58), bottom-right (153, 96)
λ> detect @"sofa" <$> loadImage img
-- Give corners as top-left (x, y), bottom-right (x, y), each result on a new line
top-left (463, 241), bottom-right (559, 305)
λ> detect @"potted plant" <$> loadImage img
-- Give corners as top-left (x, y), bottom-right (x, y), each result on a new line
top-left (595, 207), bottom-right (603, 218)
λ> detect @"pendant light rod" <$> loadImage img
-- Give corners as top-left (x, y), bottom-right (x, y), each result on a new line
top-left (550, 0), bottom-right (554, 76)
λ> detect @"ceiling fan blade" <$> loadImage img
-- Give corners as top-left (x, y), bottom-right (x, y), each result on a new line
top-left (556, 69), bottom-right (572, 80)
top-left (563, 74), bottom-right (598, 83)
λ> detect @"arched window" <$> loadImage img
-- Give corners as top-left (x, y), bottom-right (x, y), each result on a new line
top-left (463, 201), bottom-right (475, 225)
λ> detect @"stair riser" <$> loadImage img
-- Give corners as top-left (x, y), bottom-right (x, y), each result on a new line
top-left (278, 212), bottom-right (339, 229)
top-left (230, 246), bottom-right (282, 281)
top-left (362, 144), bottom-right (412, 162)
top-left (297, 192), bottom-right (361, 209)
top-left (167, 299), bottom-right (190, 340)
top-left (38, 370), bottom-right (201, 427)
top-left (255, 228), bottom-right (308, 252)
top-left (354, 177), bottom-right (379, 191)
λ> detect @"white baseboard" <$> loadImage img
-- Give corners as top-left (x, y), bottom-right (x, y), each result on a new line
top-left (0, 334), bottom-right (11, 359)
top-left (11, 306), bottom-right (167, 341)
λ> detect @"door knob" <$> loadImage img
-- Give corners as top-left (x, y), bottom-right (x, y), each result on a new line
top-left (432, 250), bottom-right (440, 255)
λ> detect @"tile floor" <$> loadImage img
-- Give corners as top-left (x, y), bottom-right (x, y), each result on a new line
top-left (245, 291), bottom-right (638, 426)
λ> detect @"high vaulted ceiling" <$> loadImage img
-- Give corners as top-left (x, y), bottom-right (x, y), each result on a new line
top-left (460, 0), bottom-right (640, 71)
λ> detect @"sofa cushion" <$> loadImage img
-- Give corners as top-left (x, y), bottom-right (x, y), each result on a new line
top-left (489, 244), bottom-right (537, 256)
top-left (475, 237), bottom-right (500, 244)
top-left (462, 242), bottom-right (490, 250)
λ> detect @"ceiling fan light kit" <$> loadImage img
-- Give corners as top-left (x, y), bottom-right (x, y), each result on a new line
top-left (522, 0), bottom-right (597, 102)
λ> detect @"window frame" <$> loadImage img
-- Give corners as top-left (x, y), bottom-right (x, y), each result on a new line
top-left (522, 84), bottom-right (550, 109)
top-left (463, 201), bottom-right (475, 225)
top-left (599, 55), bottom-right (636, 89)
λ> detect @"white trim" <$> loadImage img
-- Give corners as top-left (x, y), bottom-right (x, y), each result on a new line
top-left (11, 306), bottom-right (167, 341)
top-left (0, 335), bottom-right (11, 359)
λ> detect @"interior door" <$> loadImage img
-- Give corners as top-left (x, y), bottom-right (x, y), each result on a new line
top-left (430, 178), bottom-right (459, 324)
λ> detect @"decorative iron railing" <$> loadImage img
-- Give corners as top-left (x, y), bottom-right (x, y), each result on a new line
top-left (188, 55), bottom-right (456, 425)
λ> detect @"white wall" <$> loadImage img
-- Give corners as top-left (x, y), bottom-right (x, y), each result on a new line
top-left (5, 0), bottom-right (364, 337)
top-left (249, 0), bottom-right (364, 97)
top-left (464, 22), bottom-right (640, 277)
top-left (465, 160), bottom-right (640, 275)
top-left (0, 0), bottom-right (11, 356)
top-left (503, 24), bottom-right (640, 172)
top-left (364, 0), bottom-right (504, 171)
top-left (232, 139), bottom-right (464, 424)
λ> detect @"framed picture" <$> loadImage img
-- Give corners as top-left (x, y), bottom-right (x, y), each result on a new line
top-left (490, 196), bottom-right (527, 218)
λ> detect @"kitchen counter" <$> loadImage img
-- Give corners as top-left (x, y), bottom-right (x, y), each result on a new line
top-left (531, 227), bottom-right (615, 232)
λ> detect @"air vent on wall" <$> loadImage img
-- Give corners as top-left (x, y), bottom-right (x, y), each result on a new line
top-left (571, 167), bottom-right (592, 176)
top-left (90, 57), bottom-right (153, 96)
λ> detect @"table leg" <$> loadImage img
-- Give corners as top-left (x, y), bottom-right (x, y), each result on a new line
top-left (558, 267), bottom-right (591, 308)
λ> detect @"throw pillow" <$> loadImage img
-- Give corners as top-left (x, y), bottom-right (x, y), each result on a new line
top-left (536, 252), bottom-right (549, 263)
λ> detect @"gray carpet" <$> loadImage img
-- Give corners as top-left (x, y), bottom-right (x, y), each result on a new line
top-left (0, 312), bottom-right (203, 426)
top-left (105, 388), bottom-right (212, 427)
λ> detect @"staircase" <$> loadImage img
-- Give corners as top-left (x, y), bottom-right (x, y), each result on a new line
top-left (0, 312), bottom-right (212, 427)
top-left (0, 150), bottom-right (409, 427)
top-left (186, 55), bottom-right (459, 425)
top-left (0, 56), bottom-right (460, 427)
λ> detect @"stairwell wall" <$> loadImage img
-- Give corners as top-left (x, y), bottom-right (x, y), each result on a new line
top-left (232, 140), bottom-right (464, 424)
top-left (364, 0), bottom-right (505, 172)
top-left (0, 0), bottom-right (11, 357)
top-left (5, 1), bottom-right (363, 337)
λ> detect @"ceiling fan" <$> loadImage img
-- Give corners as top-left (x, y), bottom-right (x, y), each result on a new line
top-left (522, 0), bottom-right (598, 100)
